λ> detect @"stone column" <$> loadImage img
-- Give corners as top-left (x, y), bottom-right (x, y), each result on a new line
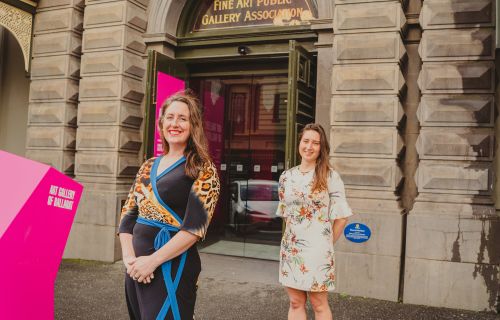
top-left (26, 0), bottom-right (84, 175)
top-left (311, 10), bottom-right (333, 137)
top-left (404, 0), bottom-right (500, 311)
top-left (65, 0), bottom-right (147, 261)
top-left (331, 0), bottom-right (406, 301)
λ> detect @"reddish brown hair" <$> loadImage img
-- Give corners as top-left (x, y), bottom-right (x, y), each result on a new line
top-left (158, 89), bottom-right (211, 179)
top-left (298, 123), bottom-right (332, 192)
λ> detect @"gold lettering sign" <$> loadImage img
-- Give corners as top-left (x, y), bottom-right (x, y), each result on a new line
top-left (193, 0), bottom-right (317, 31)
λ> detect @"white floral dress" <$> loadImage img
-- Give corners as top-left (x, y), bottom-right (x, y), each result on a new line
top-left (277, 166), bottom-right (353, 292)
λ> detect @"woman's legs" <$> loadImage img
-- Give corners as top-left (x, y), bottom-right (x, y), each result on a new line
top-left (285, 287), bottom-right (307, 320)
top-left (309, 291), bottom-right (332, 320)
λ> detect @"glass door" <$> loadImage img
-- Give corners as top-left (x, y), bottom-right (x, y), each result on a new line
top-left (190, 75), bottom-right (287, 257)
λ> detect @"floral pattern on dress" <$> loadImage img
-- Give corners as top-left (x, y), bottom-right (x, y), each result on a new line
top-left (277, 167), bottom-right (353, 292)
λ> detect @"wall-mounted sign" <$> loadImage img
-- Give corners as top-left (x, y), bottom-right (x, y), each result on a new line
top-left (344, 223), bottom-right (371, 243)
top-left (193, 0), bottom-right (317, 31)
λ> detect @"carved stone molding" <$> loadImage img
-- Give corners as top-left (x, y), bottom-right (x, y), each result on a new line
top-left (0, 2), bottom-right (33, 71)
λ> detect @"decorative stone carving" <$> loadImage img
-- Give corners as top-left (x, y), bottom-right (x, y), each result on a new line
top-left (331, 158), bottom-right (402, 190)
top-left (417, 95), bottom-right (494, 127)
top-left (331, 95), bottom-right (404, 126)
top-left (418, 61), bottom-right (495, 93)
top-left (82, 26), bottom-right (146, 54)
top-left (30, 79), bottom-right (79, 102)
top-left (37, 0), bottom-right (84, 10)
top-left (34, 8), bottom-right (83, 34)
top-left (26, 126), bottom-right (76, 150)
top-left (331, 127), bottom-right (403, 157)
top-left (419, 28), bottom-right (494, 61)
top-left (333, 32), bottom-right (406, 64)
top-left (76, 126), bottom-right (141, 152)
top-left (79, 75), bottom-right (144, 102)
top-left (84, 1), bottom-right (147, 32)
top-left (25, 149), bottom-right (75, 174)
top-left (420, 0), bottom-right (494, 29)
top-left (26, 126), bottom-right (76, 149)
top-left (28, 102), bottom-right (77, 125)
top-left (31, 55), bottom-right (80, 79)
top-left (75, 152), bottom-right (140, 177)
top-left (81, 50), bottom-right (145, 79)
top-left (0, 2), bottom-right (33, 71)
top-left (77, 100), bottom-right (142, 128)
top-left (32, 31), bottom-right (82, 56)
top-left (334, 1), bottom-right (406, 34)
top-left (417, 128), bottom-right (494, 160)
top-left (416, 160), bottom-right (492, 195)
top-left (332, 64), bottom-right (405, 94)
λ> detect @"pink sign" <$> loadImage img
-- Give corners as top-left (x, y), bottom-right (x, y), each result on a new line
top-left (0, 151), bottom-right (83, 319)
top-left (154, 72), bottom-right (185, 156)
top-left (203, 79), bottom-right (225, 168)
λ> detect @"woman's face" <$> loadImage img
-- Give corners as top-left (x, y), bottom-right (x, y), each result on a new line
top-left (162, 101), bottom-right (191, 148)
top-left (299, 130), bottom-right (321, 163)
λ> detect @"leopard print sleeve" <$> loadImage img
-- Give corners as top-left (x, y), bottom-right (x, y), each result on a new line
top-left (118, 158), bottom-right (155, 234)
top-left (181, 161), bottom-right (220, 240)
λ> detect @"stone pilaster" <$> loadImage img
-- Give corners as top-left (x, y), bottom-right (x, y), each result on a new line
top-left (404, 0), bottom-right (500, 311)
top-left (26, 0), bottom-right (84, 175)
top-left (331, 0), bottom-right (407, 301)
top-left (65, 0), bottom-right (147, 261)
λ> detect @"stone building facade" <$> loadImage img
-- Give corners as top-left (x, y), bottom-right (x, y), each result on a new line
top-left (0, 0), bottom-right (499, 312)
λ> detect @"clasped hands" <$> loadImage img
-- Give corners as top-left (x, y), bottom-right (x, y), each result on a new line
top-left (124, 255), bottom-right (160, 284)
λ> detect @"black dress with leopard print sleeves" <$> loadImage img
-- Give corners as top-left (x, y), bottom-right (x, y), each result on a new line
top-left (118, 156), bottom-right (220, 320)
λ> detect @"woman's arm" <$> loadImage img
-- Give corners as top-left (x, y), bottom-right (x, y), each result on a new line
top-left (328, 170), bottom-right (353, 244)
top-left (128, 230), bottom-right (199, 282)
top-left (332, 218), bottom-right (348, 244)
top-left (118, 159), bottom-right (154, 283)
top-left (119, 233), bottom-right (136, 272)
top-left (129, 162), bottom-right (220, 282)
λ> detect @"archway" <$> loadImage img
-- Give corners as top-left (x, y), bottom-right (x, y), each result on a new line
top-left (143, 0), bottom-right (327, 259)
top-left (0, 26), bottom-right (30, 156)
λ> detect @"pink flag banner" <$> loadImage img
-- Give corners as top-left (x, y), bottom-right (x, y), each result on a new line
top-left (154, 72), bottom-right (185, 156)
top-left (0, 150), bottom-right (83, 319)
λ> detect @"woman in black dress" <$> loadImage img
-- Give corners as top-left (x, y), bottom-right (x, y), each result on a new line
top-left (118, 90), bottom-right (220, 320)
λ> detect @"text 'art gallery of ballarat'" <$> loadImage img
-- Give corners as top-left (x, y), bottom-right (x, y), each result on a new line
top-left (1, 0), bottom-right (499, 313)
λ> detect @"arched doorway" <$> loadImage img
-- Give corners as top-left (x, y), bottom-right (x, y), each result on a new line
top-left (0, 26), bottom-right (30, 156)
top-left (144, 0), bottom-right (322, 259)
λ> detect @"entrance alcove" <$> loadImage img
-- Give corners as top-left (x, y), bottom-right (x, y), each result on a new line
top-left (0, 26), bottom-right (30, 157)
top-left (143, 0), bottom-right (331, 259)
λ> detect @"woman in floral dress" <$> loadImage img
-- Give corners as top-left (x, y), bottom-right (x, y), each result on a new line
top-left (277, 123), bottom-right (353, 320)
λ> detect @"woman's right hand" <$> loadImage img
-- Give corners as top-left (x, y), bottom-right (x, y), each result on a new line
top-left (124, 256), bottom-right (155, 284)
top-left (123, 255), bottom-right (136, 274)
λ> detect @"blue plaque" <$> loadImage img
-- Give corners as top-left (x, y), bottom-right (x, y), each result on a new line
top-left (344, 223), bottom-right (371, 243)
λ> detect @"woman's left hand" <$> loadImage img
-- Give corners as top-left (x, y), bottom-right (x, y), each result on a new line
top-left (129, 255), bottom-right (160, 283)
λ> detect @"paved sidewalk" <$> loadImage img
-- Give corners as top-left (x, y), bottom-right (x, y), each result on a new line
top-left (55, 253), bottom-right (499, 320)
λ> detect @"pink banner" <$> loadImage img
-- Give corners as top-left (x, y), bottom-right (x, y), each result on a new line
top-left (154, 72), bottom-right (185, 156)
top-left (0, 151), bottom-right (83, 319)
top-left (203, 79), bottom-right (225, 168)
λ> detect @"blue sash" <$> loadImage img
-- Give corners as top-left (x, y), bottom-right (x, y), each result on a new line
top-left (136, 217), bottom-right (187, 320)
top-left (136, 155), bottom-right (189, 320)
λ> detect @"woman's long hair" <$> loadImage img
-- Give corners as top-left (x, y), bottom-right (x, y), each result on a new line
top-left (158, 89), bottom-right (212, 179)
top-left (298, 123), bottom-right (331, 193)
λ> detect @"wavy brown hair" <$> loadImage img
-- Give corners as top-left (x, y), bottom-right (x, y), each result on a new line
top-left (299, 123), bottom-right (332, 193)
top-left (158, 89), bottom-right (212, 179)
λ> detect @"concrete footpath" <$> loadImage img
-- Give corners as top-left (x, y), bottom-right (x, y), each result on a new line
top-left (55, 253), bottom-right (499, 320)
